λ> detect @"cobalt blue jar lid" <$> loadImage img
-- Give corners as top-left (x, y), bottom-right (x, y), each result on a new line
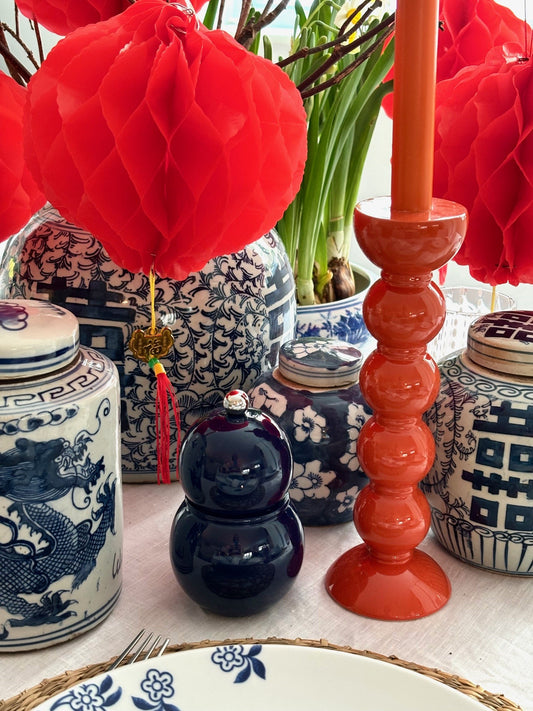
top-left (0, 299), bottom-right (80, 379)
top-left (279, 337), bottom-right (363, 388)
top-left (467, 310), bottom-right (533, 377)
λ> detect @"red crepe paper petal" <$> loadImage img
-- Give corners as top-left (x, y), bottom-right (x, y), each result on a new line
top-left (15, 0), bottom-right (131, 35)
top-left (16, 0), bottom-right (206, 36)
top-left (24, 0), bottom-right (307, 280)
top-left (382, 0), bottom-right (529, 118)
top-left (0, 72), bottom-right (45, 241)
top-left (434, 45), bottom-right (533, 286)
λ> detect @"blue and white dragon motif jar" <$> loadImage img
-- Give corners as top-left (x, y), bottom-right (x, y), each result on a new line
top-left (423, 310), bottom-right (533, 575)
top-left (0, 299), bottom-right (122, 650)
top-left (249, 337), bottom-right (372, 525)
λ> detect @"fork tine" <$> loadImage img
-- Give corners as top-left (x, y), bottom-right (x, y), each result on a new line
top-left (108, 629), bottom-right (146, 670)
top-left (108, 631), bottom-right (170, 671)
top-left (142, 635), bottom-right (161, 661)
top-left (130, 632), bottom-right (154, 664)
top-left (157, 638), bottom-right (170, 657)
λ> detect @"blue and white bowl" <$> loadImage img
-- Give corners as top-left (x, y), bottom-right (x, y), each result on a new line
top-left (294, 265), bottom-right (377, 358)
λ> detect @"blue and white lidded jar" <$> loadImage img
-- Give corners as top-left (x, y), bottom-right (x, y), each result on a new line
top-left (0, 299), bottom-right (122, 650)
top-left (423, 310), bottom-right (533, 575)
top-left (249, 337), bottom-right (372, 526)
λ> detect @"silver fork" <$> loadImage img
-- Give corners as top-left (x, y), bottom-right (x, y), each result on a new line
top-left (108, 629), bottom-right (171, 670)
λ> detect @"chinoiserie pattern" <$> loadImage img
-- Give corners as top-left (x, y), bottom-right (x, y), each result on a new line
top-left (249, 338), bottom-right (371, 526)
top-left (1, 206), bottom-right (296, 482)
top-left (0, 300), bottom-right (122, 649)
top-left (423, 311), bottom-right (533, 574)
top-left (294, 267), bottom-right (377, 357)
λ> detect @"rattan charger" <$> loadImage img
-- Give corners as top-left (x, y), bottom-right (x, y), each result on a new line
top-left (1, 636), bottom-right (523, 711)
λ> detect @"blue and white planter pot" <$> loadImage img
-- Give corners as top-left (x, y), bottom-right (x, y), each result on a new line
top-left (249, 337), bottom-right (372, 526)
top-left (0, 300), bottom-right (122, 650)
top-left (0, 205), bottom-right (296, 483)
top-left (423, 310), bottom-right (533, 575)
top-left (294, 265), bottom-right (377, 358)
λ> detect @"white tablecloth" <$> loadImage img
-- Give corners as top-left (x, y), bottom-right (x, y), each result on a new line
top-left (1, 483), bottom-right (532, 709)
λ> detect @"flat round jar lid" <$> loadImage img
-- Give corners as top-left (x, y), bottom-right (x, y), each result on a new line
top-left (0, 300), bottom-right (79, 379)
top-left (467, 310), bottom-right (533, 376)
top-left (279, 337), bottom-right (362, 388)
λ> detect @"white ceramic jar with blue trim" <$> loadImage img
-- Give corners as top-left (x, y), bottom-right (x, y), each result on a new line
top-left (0, 299), bottom-right (122, 650)
top-left (423, 310), bottom-right (533, 575)
top-left (249, 337), bottom-right (372, 526)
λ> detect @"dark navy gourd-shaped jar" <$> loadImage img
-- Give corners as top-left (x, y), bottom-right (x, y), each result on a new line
top-left (169, 390), bottom-right (304, 616)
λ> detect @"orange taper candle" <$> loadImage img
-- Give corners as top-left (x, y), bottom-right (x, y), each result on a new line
top-left (391, 0), bottom-right (439, 213)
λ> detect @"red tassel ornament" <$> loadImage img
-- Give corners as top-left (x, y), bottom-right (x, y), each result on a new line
top-left (150, 357), bottom-right (180, 485)
top-left (128, 270), bottom-right (180, 483)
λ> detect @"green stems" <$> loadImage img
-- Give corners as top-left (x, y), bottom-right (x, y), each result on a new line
top-left (276, 3), bottom-right (394, 303)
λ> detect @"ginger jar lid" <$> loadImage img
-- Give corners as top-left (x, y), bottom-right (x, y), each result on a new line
top-left (0, 299), bottom-right (80, 379)
top-left (467, 310), bottom-right (533, 376)
top-left (279, 337), bottom-right (362, 388)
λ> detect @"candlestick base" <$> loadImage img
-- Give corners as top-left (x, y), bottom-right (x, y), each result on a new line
top-left (325, 544), bottom-right (450, 620)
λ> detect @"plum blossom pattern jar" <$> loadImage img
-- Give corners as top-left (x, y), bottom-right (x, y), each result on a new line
top-left (423, 310), bottom-right (533, 575)
top-left (249, 337), bottom-right (371, 525)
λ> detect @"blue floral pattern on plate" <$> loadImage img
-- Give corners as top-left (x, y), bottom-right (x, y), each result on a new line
top-left (34, 642), bottom-right (492, 711)
top-left (211, 644), bottom-right (265, 683)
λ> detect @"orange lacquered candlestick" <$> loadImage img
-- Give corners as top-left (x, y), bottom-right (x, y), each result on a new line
top-left (325, 0), bottom-right (468, 620)
top-left (391, 0), bottom-right (439, 212)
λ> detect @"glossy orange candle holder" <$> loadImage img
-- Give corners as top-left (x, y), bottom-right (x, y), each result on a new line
top-left (325, 0), bottom-right (468, 620)
top-left (325, 198), bottom-right (467, 620)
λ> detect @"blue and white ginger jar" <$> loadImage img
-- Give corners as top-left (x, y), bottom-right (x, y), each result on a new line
top-left (423, 310), bottom-right (533, 575)
top-left (249, 337), bottom-right (372, 525)
top-left (0, 205), bottom-right (296, 483)
top-left (0, 299), bottom-right (122, 650)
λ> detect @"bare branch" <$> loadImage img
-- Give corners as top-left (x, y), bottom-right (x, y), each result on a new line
top-left (216, 0), bottom-right (226, 30)
top-left (297, 11), bottom-right (394, 93)
top-left (32, 18), bottom-right (45, 64)
top-left (0, 21), bottom-right (39, 83)
top-left (300, 19), bottom-right (394, 99)
top-left (235, 0), bottom-right (252, 39)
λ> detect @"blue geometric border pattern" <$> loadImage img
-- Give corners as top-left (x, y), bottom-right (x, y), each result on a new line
top-left (442, 357), bottom-right (533, 403)
top-left (431, 509), bottom-right (533, 574)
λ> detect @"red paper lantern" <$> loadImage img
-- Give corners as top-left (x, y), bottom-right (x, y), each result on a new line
top-left (0, 72), bottom-right (45, 241)
top-left (436, 0), bottom-right (527, 82)
top-left (15, 0), bottom-right (131, 35)
top-left (382, 0), bottom-right (527, 118)
top-left (434, 44), bottom-right (533, 286)
top-left (24, 0), bottom-right (307, 280)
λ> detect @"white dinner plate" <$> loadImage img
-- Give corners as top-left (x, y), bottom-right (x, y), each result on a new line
top-left (35, 641), bottom-right (487, 710)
